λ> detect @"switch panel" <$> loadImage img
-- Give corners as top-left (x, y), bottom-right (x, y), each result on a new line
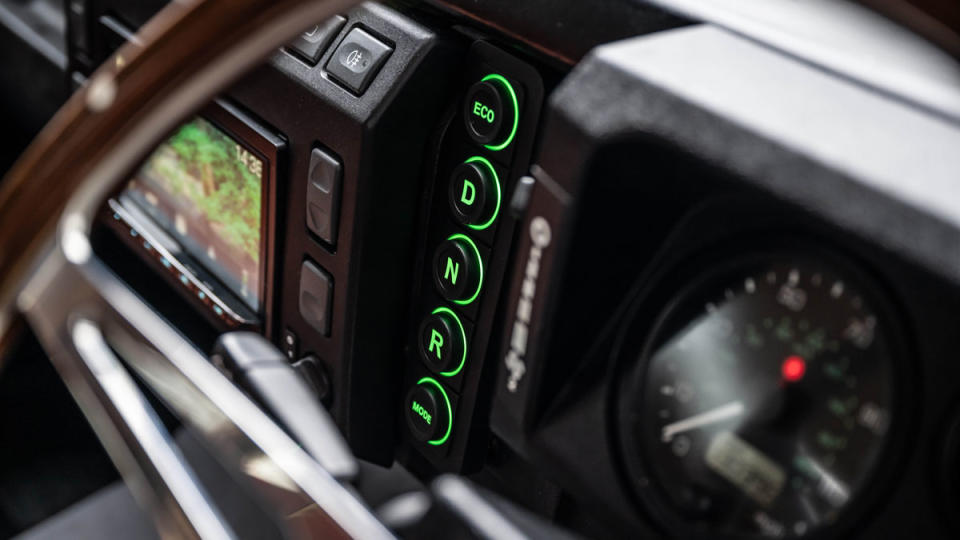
top-left (306, 146), bottom-right (343, 246)
top-left (299, 260), bottom-right (333, 337)
top-left (399, 41), bottom-right (544, 472)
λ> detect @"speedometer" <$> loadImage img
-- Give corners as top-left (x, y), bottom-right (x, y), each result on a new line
top-left (618, 255), bottom-right (900, 538)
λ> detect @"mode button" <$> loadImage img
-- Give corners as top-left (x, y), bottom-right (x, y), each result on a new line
top-left (405, 377), bottom-right (452, 445)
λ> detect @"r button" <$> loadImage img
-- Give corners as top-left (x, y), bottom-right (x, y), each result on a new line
top-left (306, 147), bottom-right (343, 245)
top-left (419, 307), bottom-right (467, 376)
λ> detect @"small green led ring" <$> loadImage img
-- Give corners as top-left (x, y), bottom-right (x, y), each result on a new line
top-left (481, 73), bottom-right (519, 152)
top-left (463, 155), bottom-right (501, 231)
top-left (447, 233), bottom-right (483, 306)
top-left (418, 376), bottom-right (453, 446)
top-left (433, 306), bottom-right (468, 377)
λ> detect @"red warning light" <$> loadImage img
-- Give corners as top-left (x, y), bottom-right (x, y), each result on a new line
top-left (781, 355), bottom-right (806, 383)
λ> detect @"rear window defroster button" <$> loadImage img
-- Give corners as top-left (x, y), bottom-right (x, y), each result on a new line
top-left (325, 27), bottom-right (393, 94)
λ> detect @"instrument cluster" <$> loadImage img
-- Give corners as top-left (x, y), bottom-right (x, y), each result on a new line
top-left (618, 252), bottom-right (904, 538)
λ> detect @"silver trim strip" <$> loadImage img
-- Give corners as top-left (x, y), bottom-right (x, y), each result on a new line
top-left (70, 318), bottom-right (236, 540)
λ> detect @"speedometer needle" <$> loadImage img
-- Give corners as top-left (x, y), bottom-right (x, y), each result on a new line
top-left (661, 401), bottom-right (746, 442)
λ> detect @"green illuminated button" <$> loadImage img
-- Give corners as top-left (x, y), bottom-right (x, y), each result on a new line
top-left (463, 74), bottom-right (519, 151)
top-left (433, 234), bottom-right (483, 305)
top-left (419, 307), bottom-right (467, 376)
top-left (449, 156), bottom-right (500, 231)
top-left (405, 377), bottom-right (453, 445)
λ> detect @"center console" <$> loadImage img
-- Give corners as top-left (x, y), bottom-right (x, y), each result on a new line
top-left (83, 1), bottom-right (551, 472)
top-left (396, 41), bottom-right (543, 472)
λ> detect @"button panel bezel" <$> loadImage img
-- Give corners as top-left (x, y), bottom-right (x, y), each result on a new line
top-left (399, 41), bottom-right (545, 471)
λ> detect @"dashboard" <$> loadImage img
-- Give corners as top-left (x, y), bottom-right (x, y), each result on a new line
top-left (2, 0), bottom-right (960, 538)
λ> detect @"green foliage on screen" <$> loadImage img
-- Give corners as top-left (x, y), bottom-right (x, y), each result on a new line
top-left (146, 118), bottom-right (262, 264)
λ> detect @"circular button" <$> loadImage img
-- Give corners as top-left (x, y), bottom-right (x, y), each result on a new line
top-left (405, 377), bottom-right (452, 445)
top-left (419, 307), bottom-right (467, 376)
top-left (433, 234), bottom-right (483, 305)
top-left (449, 156), bottom-right (501, 231)
top-left (463, 74), bottom-right (519, 151)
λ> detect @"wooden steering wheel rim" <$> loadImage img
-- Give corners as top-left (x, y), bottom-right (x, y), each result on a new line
top-left (0, 0), bottom-right (360, 340)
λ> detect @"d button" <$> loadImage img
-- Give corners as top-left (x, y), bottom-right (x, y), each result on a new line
top-left (449, 156), bottom-right (500, 231)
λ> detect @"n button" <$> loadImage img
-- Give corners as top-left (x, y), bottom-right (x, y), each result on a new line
top-left (433, 234), bottom-right (483, 306)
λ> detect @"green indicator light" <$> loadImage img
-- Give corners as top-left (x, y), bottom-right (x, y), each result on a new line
top-left (472, 101), bottom-right (495, 123)
top-left (428, 329), bottom-right (444, 360)
top-left (481, 73), bottom-right (519, 152)
top-left (463, 156), bottom-right (501, 231)
top-left (460, 180), bottom-right (476, 206)
top-left (444, 257), bottom-right (460, 285)
top-left (418, 376), bottom-right (453, 446)
top-left (433, 306), bottom-right (468, 377)
top-left (411, 400), bottom-right (432, 425)
top-left (447, 233), bottom-right (483, 306)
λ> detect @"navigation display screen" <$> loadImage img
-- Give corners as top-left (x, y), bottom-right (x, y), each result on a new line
top-left (124, 117), bottom-right (266, 311)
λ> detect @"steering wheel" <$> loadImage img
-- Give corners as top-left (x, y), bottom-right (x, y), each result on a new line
top-left (0, 0), bottom-right (395, 538)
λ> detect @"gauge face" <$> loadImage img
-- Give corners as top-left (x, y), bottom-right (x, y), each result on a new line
top-left (627, 257), bottom-right (897, 538)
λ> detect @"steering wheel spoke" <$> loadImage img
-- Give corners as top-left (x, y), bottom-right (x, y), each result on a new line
top-left (18, 237), bottom-right (390, 538)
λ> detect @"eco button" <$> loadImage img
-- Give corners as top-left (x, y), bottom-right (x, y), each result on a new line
top-left (449, 156), bottom-right (501, 231)
top-left (419, 307), bottom-right (468, 376)
top-left (433, 234), bottom-right (483, 306)
top-left (463, 73), bottom-right (519, 151)
top-left (405, 377), bottom-right (453, 445)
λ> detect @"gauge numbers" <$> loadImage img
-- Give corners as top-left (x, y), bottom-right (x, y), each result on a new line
top-left (629, 257), bottom-right (897, 538)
